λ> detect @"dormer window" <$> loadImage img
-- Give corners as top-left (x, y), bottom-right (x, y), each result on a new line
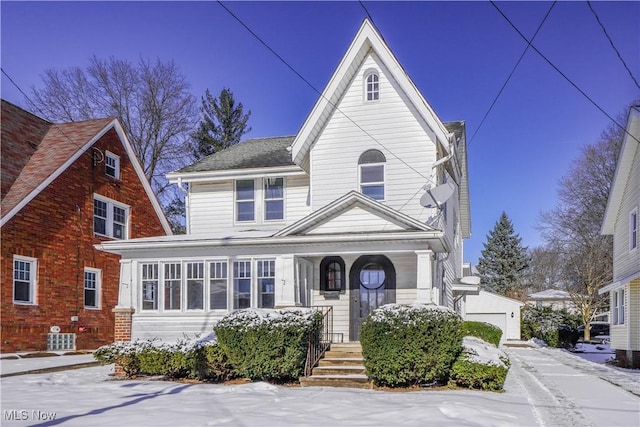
top-left (105, 151), bottom-right (120, 179)
top-left (358, 149), bottom-right (386, 200)
top-left (365, 71), bottom-right (379, 101)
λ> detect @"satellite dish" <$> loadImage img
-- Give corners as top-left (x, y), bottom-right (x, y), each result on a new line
top-left (420, 182), bottom-right (455, 208)
top-left (459, 276), bottom-right (481, 286)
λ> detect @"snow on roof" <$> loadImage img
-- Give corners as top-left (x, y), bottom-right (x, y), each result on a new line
top-left (528, 289), bottom-right (571, 300)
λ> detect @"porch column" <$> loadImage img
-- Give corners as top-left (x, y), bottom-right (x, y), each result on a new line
top-left (115, 260), bottom-right (134, 309)
top-left (275, 254), bottom-right (297, 308)
top-left (415, 250), bottom-right (434, 304)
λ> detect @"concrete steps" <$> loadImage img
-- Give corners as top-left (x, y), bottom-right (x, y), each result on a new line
top-left (299, 342), bottom-right (373, 389)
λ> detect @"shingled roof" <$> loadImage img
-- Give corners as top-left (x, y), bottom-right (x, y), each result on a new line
top-left (177, 136), bottom-right (296, 173)
top-left (1, 99), bottom-right (114, 219)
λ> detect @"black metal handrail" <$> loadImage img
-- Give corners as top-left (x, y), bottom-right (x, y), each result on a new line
top-left (304, 306), bottom-right (334, 376)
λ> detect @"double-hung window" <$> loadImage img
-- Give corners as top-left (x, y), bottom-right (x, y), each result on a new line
top-left (630, 208), bottom-right (638, 251)
top-left (13, 255), bottom-right (37, 304)
top-left (365, 72), bottom-right (379, 101)
top-left (236, 180), bottom-right (255, 222)
top-left (264, 178), bottom-right (284, 221)
top-left (105, 151), bottom-right (120, 179)
top-left (358, 149), bottom-right (386, 200)
top-left (209, 261), bottom-right (228, 310)
top-left (141, 263), bottom-right (159, 310)
top-left (613, 288), bottom-right (625, 325)
top-left (233, 260), bottom-right (252, 309)
top-left (186, 262), bottom-right (204, 310)
top-left (257, 259), bottom-right (275, 308)
top-left (164, 263), bottom-right (181, 311)
top-left (94, 195), bottom-right (129, 239)
top-left (84, 268), bottom-right (101, 309)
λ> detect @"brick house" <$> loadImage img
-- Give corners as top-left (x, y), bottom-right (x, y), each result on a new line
top-left (1, 99), bottom-right (171, 352)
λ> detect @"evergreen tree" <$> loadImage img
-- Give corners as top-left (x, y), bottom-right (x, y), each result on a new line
top-left (477, 212), bottom-right (530, 298)
top-left (191, 88), bottom-right (251, 160)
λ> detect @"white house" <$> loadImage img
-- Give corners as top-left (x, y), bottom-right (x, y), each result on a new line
top-left (599, 105), bottom-right (640, 368)
top-left (98, 19), bottom-right (472, 343)
top-left (526, 289), bottom-right (577, 313)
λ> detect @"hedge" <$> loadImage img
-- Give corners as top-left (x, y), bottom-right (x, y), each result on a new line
top-left (461, 321), bottom-right (502, 347)
top-left (449, 336), bottom-right (510, 391)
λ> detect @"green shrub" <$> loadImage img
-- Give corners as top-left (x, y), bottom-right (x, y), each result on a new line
top-left (201, 343), bottom-right (237, 382)
top-left (94, 340), bottom-right (152, 377)
top-left (360, 304), bottom-right (463, 387)
top-left (449, 336), bottom-right (509, 391)
top-left (461, 321), bottom-right (502, 347)
top-left (214, 308), bottom-right (323, 382)
top-left (521, 306), bottom-right (581, 348)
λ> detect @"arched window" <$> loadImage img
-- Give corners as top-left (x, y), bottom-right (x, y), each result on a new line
top-left (320, 256), bottom-right (345, 294)
top-left (358, 149), bottom-right (386, 200)
top-left (365, 72), bottom-right (379, 101)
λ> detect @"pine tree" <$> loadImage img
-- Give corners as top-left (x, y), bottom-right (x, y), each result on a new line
top-left (190, 87), bottom-right (251, 160)
top-left (477, 212), bottom-right (530, 298)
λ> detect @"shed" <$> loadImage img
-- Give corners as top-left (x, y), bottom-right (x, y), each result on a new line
top-left (463, 291), bottom-right (524, 342)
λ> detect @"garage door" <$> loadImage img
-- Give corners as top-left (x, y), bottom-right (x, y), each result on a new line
top-left (465, 313), bottom-right (507, 340)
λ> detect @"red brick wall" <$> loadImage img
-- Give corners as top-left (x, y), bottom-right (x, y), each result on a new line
top-left (1, 128), bottom-right (167, 353)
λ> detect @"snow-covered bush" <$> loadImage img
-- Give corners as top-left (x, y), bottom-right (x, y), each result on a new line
top-left (360, 304), bottom-right (463, 387)
top-left (461, 321), bottom-right (502, 346)
top-left (449, 336), bottom-right (510, 391)
top-left (521, 306), bottom-right (580, 348)
top-left (93, 334), bottom-right (224, 379)
top-left (214, 308), bottom-right (323, 382)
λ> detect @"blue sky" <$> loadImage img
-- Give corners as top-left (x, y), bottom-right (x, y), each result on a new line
top-left (2, 1), bottom-right (638, 265)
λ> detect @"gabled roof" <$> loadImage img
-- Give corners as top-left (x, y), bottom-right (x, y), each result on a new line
top-left (601, 106), bottom-right (640, 234)
top-left (0, 100), bottom-right (172, 234)
top-left (527, 289), bottom-right (571, 301)
top-left (290, 18), bottom-right (453, 169)
top-left (275, 190), bottom-right (438, 237)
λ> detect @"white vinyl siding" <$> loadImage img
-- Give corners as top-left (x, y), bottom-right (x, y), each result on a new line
top-left (310, 53), bottom-right (436, 219)
top-left (306, 206), bottom-right (404, 234)
top-left (611, 152), bottom-right (640, 282)
top-left (188, 176), bottom-right (311, 234)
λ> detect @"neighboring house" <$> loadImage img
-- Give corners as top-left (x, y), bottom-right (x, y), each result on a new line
top-left (599, 105), bottom-right (640, 368)
top-left (526, 289), bottom-right (577, 313)
top-left (98, 19), bottom-right (473, 343)
top-left (1, 100), bottom-right (171, 353)
top-left (462, 290), bottom-right (523, 342)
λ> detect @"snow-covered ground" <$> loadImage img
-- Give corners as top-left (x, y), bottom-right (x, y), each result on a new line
top-left (0, 343), bottom-right (638, 427)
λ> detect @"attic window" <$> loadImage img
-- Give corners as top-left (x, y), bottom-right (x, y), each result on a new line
top-left (365, 72), bottom-right (379, 101)
top-left (105, 151), bottom-right (120, 179)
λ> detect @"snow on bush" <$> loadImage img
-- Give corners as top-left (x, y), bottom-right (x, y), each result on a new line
top-left (448, 336), bottom-right (510, 391)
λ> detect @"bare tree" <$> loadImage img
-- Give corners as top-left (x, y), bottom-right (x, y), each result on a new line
top-left (523, 246), bottom-right (567, 294)
top-left (538, 110), bottom-right (626, 341)
top-left (30, 56), bottom-right (197, 204)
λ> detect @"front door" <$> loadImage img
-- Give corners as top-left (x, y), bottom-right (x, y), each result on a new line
top-left (349, 255), bottom-right (396, 341)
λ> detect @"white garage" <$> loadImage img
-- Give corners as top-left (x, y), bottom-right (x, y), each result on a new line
top-left (463, 291), bottom-right (524, 342)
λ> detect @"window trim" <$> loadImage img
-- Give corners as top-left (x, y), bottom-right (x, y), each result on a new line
top-left (613, 288), bottom-right (625, 325)
top-left (264, 177), bottom-right (285, 222)
top-left (320, 256), bottom-right (346, 295)
top-left (185, 261), bottom-right (205, 311)
top-left (105, 151), bottom-right (120, 180)
top-left (364, 70), bottom-right (380, 102)
top-left (13, 255), bottom-right (37, 305)
top-left (630, 207), bottom-right (638, 252)
top-left (83, 267), bottom-right (101, 309)
top-left (93, 194), bottom-right (130, 239)
top-left (235, 179), bottom-right (256, 223)
top-left (358, 150), bottom-right (386, 201)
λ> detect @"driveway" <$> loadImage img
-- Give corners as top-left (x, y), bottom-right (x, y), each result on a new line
top-left (503, 346), bottom-right (640, 427)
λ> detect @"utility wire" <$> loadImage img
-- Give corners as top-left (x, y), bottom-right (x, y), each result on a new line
top-left (1, 67), bottom-right (104, 160)
top-left (359, 1), bottom-right (374, 24)
top-left (217, 1), bottom-right (440, 187)
top-left (490, 1), bottom-right (640, 145)
top-left (586, 1), bottom-right (640, 91)
top-left (468, 1), bottom-right (557, 148)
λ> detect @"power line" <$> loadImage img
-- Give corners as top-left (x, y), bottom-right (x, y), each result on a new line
top-left (216, 1), bottom-right (440, 187)
top-left (586, 0), bottom-right (640, 91)
top-left (489, 1), bottom-right (640, 145)
top-left (1, 67), bottom-right (103, 160)
top-left (468, 1), bottom-right (557, 148)
top-left (359, 1), bottom-right (374, 23)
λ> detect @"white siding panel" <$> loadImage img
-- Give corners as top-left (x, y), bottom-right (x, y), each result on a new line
top-left (132, 315), bottom-right (224, 341)
top-left (307, 206), bottom-right (404, 234)
top-left (189, 182), bottom-right (234, 234)
top-left (310, 53), bottom-right (436, 221)
top-left (310, 290), bottom-right (351, 342)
